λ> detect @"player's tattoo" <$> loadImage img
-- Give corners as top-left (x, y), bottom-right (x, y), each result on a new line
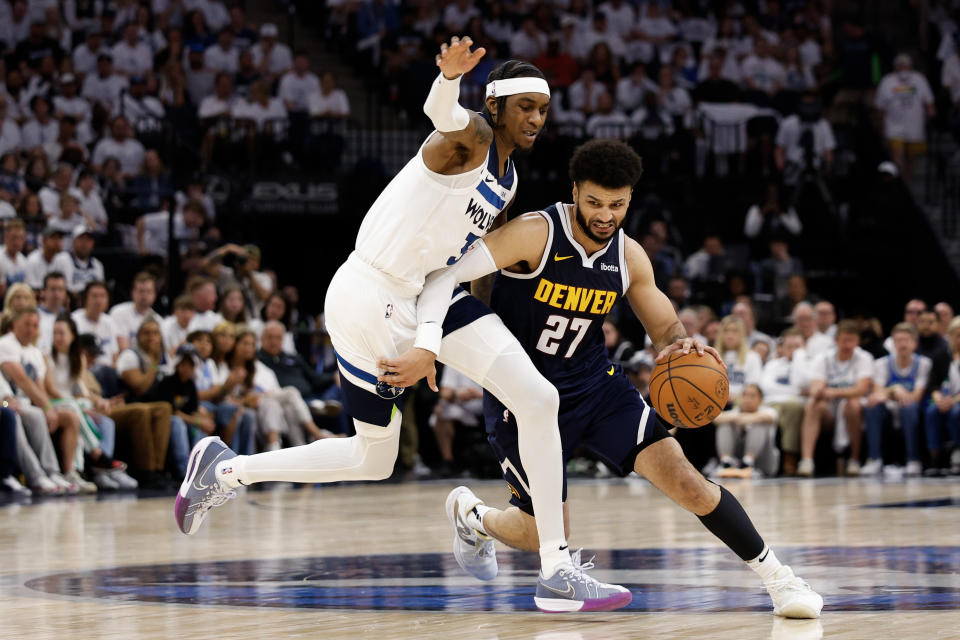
top-left (470, 111), bottom-right (494, 144)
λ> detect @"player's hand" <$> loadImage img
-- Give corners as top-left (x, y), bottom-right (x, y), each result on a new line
top-left (654, 337), bottom-right (725, 369)
top-left (378, 348), bottom-right (438, 392)
top-left (436, 36), bottom-right (486, 80)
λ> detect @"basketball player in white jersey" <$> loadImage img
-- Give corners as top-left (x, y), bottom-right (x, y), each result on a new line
top-left (174, 37), bottom-right (630, 612)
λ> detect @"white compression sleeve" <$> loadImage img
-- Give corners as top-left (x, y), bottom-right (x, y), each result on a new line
top-left (423, 72), bottom-right (470, 132)
top-left (414, 240), bottom-right (498, 355)
top-left (220, 415), bottom-right (402, 486)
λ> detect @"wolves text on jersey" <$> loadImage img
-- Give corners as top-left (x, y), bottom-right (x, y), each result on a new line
top-left (465, 197), bottom-right (498, 233)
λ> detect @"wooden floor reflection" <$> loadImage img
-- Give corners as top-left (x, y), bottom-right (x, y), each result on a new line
top-left (2, 476), bottom-right (959, 639)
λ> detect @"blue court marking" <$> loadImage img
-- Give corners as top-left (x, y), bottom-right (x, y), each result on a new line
top-left (862, 497), bottom-right (960, 509)
top-left (333, 350), bottom-right (378, 386)
top-left (476, 181), bottom-right (506, 210)
top-left (22, 546), bottom-right (960, 612)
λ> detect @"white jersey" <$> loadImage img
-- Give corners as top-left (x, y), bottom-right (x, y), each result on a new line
top-left (354, 133), bottom-right (519, 292)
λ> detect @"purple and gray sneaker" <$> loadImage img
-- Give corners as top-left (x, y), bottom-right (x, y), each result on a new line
top-left (534, 549), bottom-right (632, 613)
top-left (175, 436), bottom-right (238, 535)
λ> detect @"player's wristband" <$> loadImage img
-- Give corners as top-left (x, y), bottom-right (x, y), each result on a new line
top-left (423, 72), bottom-right (469, 133)
top-left (413, 322), bottom-right (443, 357)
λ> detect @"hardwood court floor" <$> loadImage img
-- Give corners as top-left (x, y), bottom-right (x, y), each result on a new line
top-left (1, 476), bottom-right (959, 640)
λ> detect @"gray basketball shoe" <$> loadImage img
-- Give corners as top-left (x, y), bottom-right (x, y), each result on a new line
top-left (534, 549), bottom-right (632, 612)
top-left (175, 436), bottom-right (238, 535)
top-left (445, 486), bottom-right (497, 581)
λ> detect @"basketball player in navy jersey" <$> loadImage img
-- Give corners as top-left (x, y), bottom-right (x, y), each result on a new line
top-left (175, 38), bottom-right (630, 612)
top-left (386, 139), bottom-right (823, 617)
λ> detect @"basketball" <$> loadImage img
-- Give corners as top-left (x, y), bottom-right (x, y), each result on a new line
top-left (650, 351), bottom-right (729, 429)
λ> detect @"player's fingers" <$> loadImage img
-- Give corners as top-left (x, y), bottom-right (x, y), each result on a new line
top-left (450, 35), bottom-right (460, 47)
top-left (462, 36), bottom-right (472, 47)
top-left (435, 54), bottom-right (441, 66)
top-left (427, 368), bottom-right (438, 393)
top-left (654, 344), bottom-right (677, 362)
top-left (681, 338), bottom-right (693, 354)
top-left (470, 47), bottom-right (487, 60)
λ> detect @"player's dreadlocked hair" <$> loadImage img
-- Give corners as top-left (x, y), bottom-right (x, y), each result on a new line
top-left (568, 139), bottom-right (644, 189)
top-left (481, 60), bottom-right (546, 127)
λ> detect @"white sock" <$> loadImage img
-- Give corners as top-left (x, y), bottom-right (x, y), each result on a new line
top-left (747, 545), bottom-right (783, 583)
top-left (466, 503), bottom-right (492, 535)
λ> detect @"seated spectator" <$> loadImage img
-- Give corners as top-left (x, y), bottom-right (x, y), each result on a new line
top-left (731, 300), bottom-right (776, 355)
top-left (233, 49), bottom-right (262, 98)
top-left (431, 364), bottom-right (483, 477)
top-left (935, 302), bottom-right (954, 337)
top-left (308, 71), bottom-right (351, 119)
top-left (217, 285), bottom-right (253, 327)
top-left (136, 200), bottom-right (206, 257)
top-left (0, 218), bottom-right (28, 289)
top-left (250, 291), bottom-right (296, 354)
top-left (52, 225), bottom-right (105, 295)
top-left (21, 95), bottom-right (58, 149)
top-left (184, 43), bottom-right (217, 106)
top-left (251, 23), bottom-right (292, 82)
top-left (278, 51), bottom-right (319, 115)
top-left (753, 235), bottom-right (803, 302)
top-left (162, 294), bottom-right (196, 356)
top-left (925, 317), bottom-right (960, 475)
top-left (0, 307), bottom-right (87, 491)
top-left (77, 333), bottom-right (173, 489)
top-left (602, 319), bottom-right (635, 363)
top-left (37, 271), bottom-right (68, 352)
top-left (38, 163), bottom-right (74, 217)
top-left (82, 53), bottom-right (129, 115)
top-left (109, 271), bottom-right (157, 350)
top-left (616, 63), bottom-right (658, 113)
top-left (760, 329), bottom-right (808, 475)
top-left (799, 320), bottom-right (873, 477)
top-left (714, 384), bottom-right (780, 477)
top-left (740, 39), bottom-right (785, 99)
top-left (815, 301), bottom-right (837, 338)
top-left (117, 315), bottom-right (170, 400)
top-left (863, 323), bottom-right (931, 477)
top-left (91, 116), bottom-right (145, 177)
top-left (790, 301), bottom-right (832, 358)
top-left (715, 316), bottom-right (763, 404)
top-left (774, 91), bottom-right (836, 185)
top-left (188, 329), bottom-right (255, 456)
top-left (204, 28), bottom-right (239, 73)
top-left (186, 276), bottom-right (223, 331)
top-left (875, 53), bottom-right (934, 181)
top-left (48, 314), bottom-right (138, 490)
top-left (72, 31), bottom-right (107, 77)
top-left (916, 309), bottom-right (951, 389)
top-left (155, 344), bottom-right (215, 478)
top-left (71, 280), bottom-right (120, 366)
top-left (585, 92), bottom-right (630, 139)
top-left (24, 227), bottom-right (64, 290)
top-left (0, 400), bottom-right (30, 495)
top-left (48, 193), bottom-right (95, 238)
top-left (0, 152), bottom-right (25, 204)
top-left (128, 150), bottom-right (174, 214)
top-left (112, 22), bottom-right (153, 77)
top-left (257, 320), bottom-right (335, 404)
top-left (568, 69), bottom-right (608, 115)
top-left (657, 64), bottom-right (694, 127)
top-left (510, 17), bottom-right (547, 61)
top-left (113, 76), bottom-right (165, 140)
top-left (532, 37), bottom-right (579, 90)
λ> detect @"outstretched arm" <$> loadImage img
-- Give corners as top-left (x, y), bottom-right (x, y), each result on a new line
top-left (377, 213), bottom-right (550, 388)
top-left (623, 237), bottom-right (724, 366)
top-left (420, 36), bottom-right (494, 175)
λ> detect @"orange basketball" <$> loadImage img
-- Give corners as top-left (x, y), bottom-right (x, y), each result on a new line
top-left (650, 351), bottom-right (729, 428)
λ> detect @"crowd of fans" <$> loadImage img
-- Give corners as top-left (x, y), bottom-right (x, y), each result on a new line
top-left (0, 0), bottom-right (958, 497)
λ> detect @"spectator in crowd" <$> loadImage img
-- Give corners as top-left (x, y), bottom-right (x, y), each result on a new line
top-left (112, 21), bottom-right (153, 77)
top-left (754, 235), bottom-right (803, 303)
top-left (109, 271), bottom-right (158, 349)
top-left (875, 53), bottom-right (934, 181)
top-left (205, 28), bottom-right (239, 73)
top-left (0, 306), bottom-right (88, 491)
top-left (38, 163), bottom-right (75, 216)
top-left (935, 302), bottom-right (955, 337)
top-left (37, 271), bottom-right (68, 352)
top-left (0, 400), bottom-right (29, 495)
top-left (72, 169), bottom-right (108, 233)
top-left (883, 299), bottom-right (927, 354)
top-left (925, 317), bottom-right (960, 475)
top-left (308, 71), bottom-right (351, 119)
top-left (203, 243), bottom-right (272, 317)
top-left (233, 48), bottom-right (262, 98)
top-left (731, 300), bottom-right (776, 356)
top-left (585, 92), bottom-right (630, 139)
top-left (91, 116), bottom-right (145, 177)
top-left (815, 301), bottom-right (837, 338)
top-left (616, 62), bottom-right (657, 115)
top-left (73, 30), bottom-right (107, 77)
top-left (77, 333), bottom-right (173, 488)
top-left (162, 295), bottom-right (196, 357)
top-left (602, 319), bottom-right (635, 364)
top-left (799, 320), bottom-right (873, 478)
top-left (227, 5), bottom-right (258, 51)
top-left (714, 384), bottom-right (780, 477)
top-left (250, 291), bottom-right (296, 354)
top-left (715, 315), bottom-right (763, 404)
top-left (0, 218), bottom-right (27, 290)
top-left (71, 280), bottom-right (120, 366)
top-left (862, 323), bottom-right (931, 477)
top-left (136, 199), bottom-right (207, 257)
top-left (684, 233), bottom-right (727, 282)
top-left (568, 68), bottom-right (608, 115)
top-left (48, 314), bottom-right (138, 490)
top-left (22, 96), bottom-right (58, 149)
top-left (278, 51), bottom-right (319, 115)
top-left (186, 276), bottom-right (223, 331)
top-left (258, 320), bottom-right (336, 407)
top-left (216, 285), bottom-right (252, 327)
top-left (791, 301), bottom-right (832, 358)
top-left (52, 225), bottom-right (105, 295)
top-left (510, 17), bottom-right (547, 61)
top-left (24, 227), bottom-right (63, 290)
top-left (48, 193), bottom-right (96, 238)
top-left (116, 315), bottom-right (168, 399)
top-left (128, 150), bottom-right (173, 214)
top-left (760, 329), bottom-right (808, 476)
top-left (774, 91), bottom-right (836, 183)
top-left (185, 43), bottom-right (217, 105)
top-left (156, 343), bottom-right (216, 477)
top-left (251, 23), bottom-right (292, 82)
top-left (917, 309), bottom-right (952, 394)
top-left (82, 54), bottom-right (128, 115)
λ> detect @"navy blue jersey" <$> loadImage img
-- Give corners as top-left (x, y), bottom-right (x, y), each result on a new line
top-left (486, 202), bottom-right (629, 405)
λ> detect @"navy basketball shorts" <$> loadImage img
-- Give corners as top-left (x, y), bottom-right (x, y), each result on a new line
top-left (487, 369), bottom-right (671, 516)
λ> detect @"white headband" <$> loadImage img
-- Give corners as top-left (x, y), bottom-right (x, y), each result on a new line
top-left (485, 77), bottom-right (551, 99)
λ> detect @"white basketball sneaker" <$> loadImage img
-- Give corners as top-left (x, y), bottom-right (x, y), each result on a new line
top-left (766, 565), bottom-right (823, 618)
top-left (445, 485), bottom-right (497, 581)
top-left (860, 458), bottom-right (882, 476)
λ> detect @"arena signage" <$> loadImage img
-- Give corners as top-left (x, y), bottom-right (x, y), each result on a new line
top-left (241, 181), bottom-right (339, 215)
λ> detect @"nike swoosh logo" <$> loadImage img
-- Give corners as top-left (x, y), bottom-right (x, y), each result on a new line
top-left (542, 581), bottom-right (576, 598)
top-left (607, 366), bottom-right (615, 376)
top-left (484, 176), bottom-right (496, 184)
top-left (759, 548), bottom-right (770, 563)
top-left (554, 253), bottom-right (574, 261)
top-left (192, 450), bottom-right (227, 492)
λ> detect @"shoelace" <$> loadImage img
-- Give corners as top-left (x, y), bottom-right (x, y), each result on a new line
top-left (560, 548), bottom-right (599, 585)
top-left (766, 571), bottom-right (811, 594)
top-left (196, 484), bottom-right (237, 516)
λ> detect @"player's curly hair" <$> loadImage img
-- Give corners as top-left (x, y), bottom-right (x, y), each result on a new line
top-left (481, 60), bottom-right (546, 126)
top-left (568, 139), bottom-right (644, 189)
